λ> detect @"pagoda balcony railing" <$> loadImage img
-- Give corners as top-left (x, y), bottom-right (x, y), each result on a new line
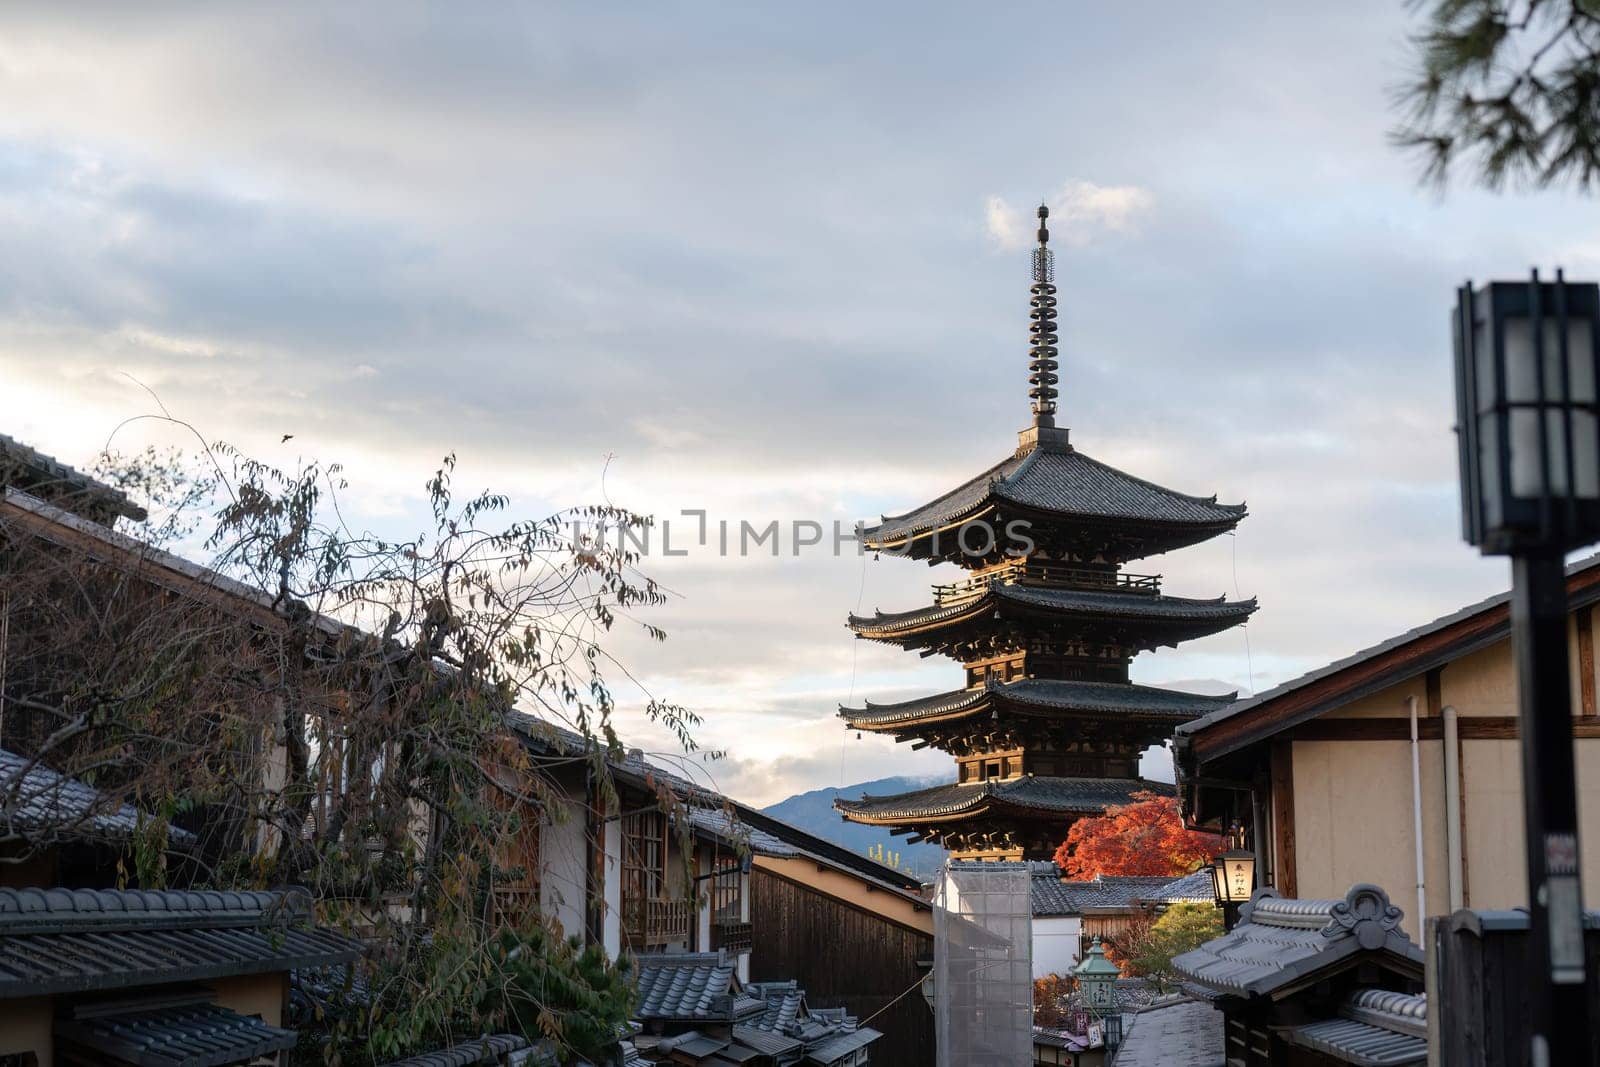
top-left (933, 561), bottom-right (1160, 606)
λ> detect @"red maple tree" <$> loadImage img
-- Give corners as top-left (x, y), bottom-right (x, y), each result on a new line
top-left (1053, 790), bottom-right (1222, 878)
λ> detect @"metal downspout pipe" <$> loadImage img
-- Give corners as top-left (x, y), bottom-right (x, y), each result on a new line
top-left (1443, 705), bottom-right (1464, 911)
top-left (1409, 695), bottom-right (1428, 926)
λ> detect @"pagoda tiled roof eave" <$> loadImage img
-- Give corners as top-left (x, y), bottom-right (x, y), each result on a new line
top-left (833, 776), bottom-right (1176, 825)
top-left (860, 445), bottom-right (1246, 548)
top-left (847, 585), bottom-right (1258, 638)
top-left (838, 679), bottom-right (1234, 730)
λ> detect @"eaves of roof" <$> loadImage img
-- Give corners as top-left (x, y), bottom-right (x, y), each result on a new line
top-left (504, 713), bottom-right (926, 897)
top-left (0, 431), bottom-right (147, 522)
top-left (1, 487), bottom-right (353, 641)
top-left (1178, 553), bottom-right (1600, 763)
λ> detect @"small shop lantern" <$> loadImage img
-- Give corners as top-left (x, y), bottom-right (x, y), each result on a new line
top-left (1210, 849), bottom-right (1256, 906)
top-left (1074, 937), bottom-right (1120, 1013)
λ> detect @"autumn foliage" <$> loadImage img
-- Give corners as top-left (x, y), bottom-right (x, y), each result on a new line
top-left (1033, 974), bottom-right (1075, 1028)
top-left (1053, 790), bottom-right (1222, 878)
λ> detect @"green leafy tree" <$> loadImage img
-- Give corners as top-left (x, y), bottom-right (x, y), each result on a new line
top-left (1106, 904), bottom-right (1224, 994)
top-left (1394, 0), bottom-right (1600, 190)
top-left (489, 923), bottom-right (637, 1063)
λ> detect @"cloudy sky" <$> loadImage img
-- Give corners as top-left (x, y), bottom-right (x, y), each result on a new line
top-left (3, 3), bottom-right (1597, 806)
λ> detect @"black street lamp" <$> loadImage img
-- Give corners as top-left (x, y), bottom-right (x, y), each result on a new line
top-left (1453, 271), bottom-right (1597, 1063)
top-left (1103, 1011), bottom-right (1122, 1054)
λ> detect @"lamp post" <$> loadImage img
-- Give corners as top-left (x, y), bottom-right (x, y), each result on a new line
top-left (1074, 938), bottom-right (1122, 1057)
top-left (1453, 271), bottom-right (1597, 1064)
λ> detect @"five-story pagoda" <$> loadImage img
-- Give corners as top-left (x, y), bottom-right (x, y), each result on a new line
top-left (834, 205), bottom-right (1255, 861)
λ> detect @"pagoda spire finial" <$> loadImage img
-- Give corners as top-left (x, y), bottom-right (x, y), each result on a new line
top-left (1028, 203), bottom-right (1060, 429)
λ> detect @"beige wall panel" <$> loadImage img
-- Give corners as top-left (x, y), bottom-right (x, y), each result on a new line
top-left (1323, 682), bottom-right (1425, 720)
top-left (1291, 739), bottom-right (1447, 936)
top-left (753, 855), bottom-right (932, 934)
top-left (0, 997), bottom-right (53, 1067)
top-left (210, 972), bottom-right (287, 1027)
top-left (1461, 740), bottom-right (1527, 909)
top-left (1440, 641), bottom-right (1516, 717)
top-left (1579, 737), bottom-right (1600, 894)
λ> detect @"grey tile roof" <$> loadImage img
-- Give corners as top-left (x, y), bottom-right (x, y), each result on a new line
top-left (745, 980), bottom-right (805, 1032)
top-left (662, 1031), bottom-right (730, 1059)
top-left (849, 584), bottom-right (1255, 639)
top-left (379, 1034), bottom-right (533, 1067)
top-left (0, 431), bottom-right (147, 522)
top-left (1176, 553), bottom-right (1600, 746)
top-left (1173, 885), bottom-right (1424, 1002)
top-left (731, 1024), bottom-right (803, 1057)
top-left (1145, 869), bottom-right (1218, 904)
top-left (0, 747), bottom-right (197, 848)
top-left (741, 980), bottom-right (880, 1063)
top-left (0, 887), bottom-right (364, 998)
top-left (684, 807), bottom-right (801, 858)
top-left (55, 1000), bottom-right (299, 1067)
top-left (1286, 1019), bottom-right (1425, 1066)
top-left (1114, 996), bottom-right (1225, 1067)
top-left (862, 446), bottom-right (1245, 545)
top-left (1031, 1026), bottom-right (1091, 1051)
top-left (634, 952), bottom-right (760, 1023)
top-left (840, 677), bottom-right (1233, 728)
top-left (836, 776), bottom-right (1174, 823)
top-left (1030, 871), bottom-right (1197, 917)
top-left (507, 713), bottom-right (925, 895)
top-left (803, 1026), bottom-right (881, 1065)
top-left (1280, 989), bottom-right (1427, 1065)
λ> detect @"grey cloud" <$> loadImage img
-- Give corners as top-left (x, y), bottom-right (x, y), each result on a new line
top-left (1, 0), bottom-right (1592, 806)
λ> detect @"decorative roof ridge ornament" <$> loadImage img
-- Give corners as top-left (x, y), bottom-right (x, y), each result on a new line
top-left (1019, 203), bottom-right (1073, 457)
top-left (1321, 883), bottom-right (1406, 949)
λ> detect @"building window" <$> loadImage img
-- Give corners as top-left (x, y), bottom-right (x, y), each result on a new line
top-left (486, 770), bottom-right (540, 927)
top-left (622, 810), bottom-right (687, 951)
top-left (707, 850), bottom-right (753, 953)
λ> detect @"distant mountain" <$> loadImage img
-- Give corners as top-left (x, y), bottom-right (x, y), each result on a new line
top-left (761, 775), bottom-right (948, 878)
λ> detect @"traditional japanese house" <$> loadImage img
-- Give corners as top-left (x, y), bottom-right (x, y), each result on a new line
top-left (630, 953), bottom-right (882, 1067)
top-left (378, 1034), bottom-right (538, 1067)
top-left (0, 745), bottom-right (198, 888)
top-left (1170, 883), bottom-right (1427, 1067)
top-left (1174, 554), bottom-right (1600, 930)
top-left (504, 716), bottom-right (930, 1067)
top-left (0, 886), bottom-right (363, 1067)
top-left (835, 205), bottom-right (1255, 861)
top-left (1030, 865), bottom-right (1215, 978)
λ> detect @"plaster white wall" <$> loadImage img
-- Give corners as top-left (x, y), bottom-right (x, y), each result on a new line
top-left (1032, 915), bottom-right (1082, 979)
top-left (603, 816), bottom-right (622, 959)
top-left (737, 869), bottom-right (751, 982)
top-left (695, 843), bottom-right (713, 952)
top-left (538, 782), bottom-right (589, 942)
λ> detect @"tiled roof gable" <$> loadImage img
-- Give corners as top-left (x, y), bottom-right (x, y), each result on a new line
top-left (1173, 885), bottom-right (1424, 1001)
top-left (863, 447), bottom-right (1244, 545)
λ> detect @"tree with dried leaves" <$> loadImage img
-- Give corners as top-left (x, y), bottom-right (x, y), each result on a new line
top-left (1394, 0), bottom-right (1600, 190)
top-left (1, 441), bottom-right (696, 1064)
top-left (1053, 791), bottom-right (1222, 879)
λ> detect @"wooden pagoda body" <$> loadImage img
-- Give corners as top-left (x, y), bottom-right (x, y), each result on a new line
top-left (834, 206), bottom-right (1253, 862)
